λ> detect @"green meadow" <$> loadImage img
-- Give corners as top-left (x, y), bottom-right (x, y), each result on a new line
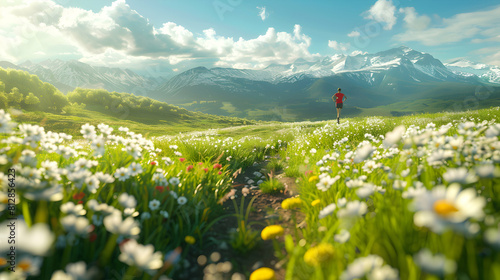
top-left (2, 67), bottom-right (500, 279)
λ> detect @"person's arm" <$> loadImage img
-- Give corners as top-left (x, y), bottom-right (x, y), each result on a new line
top-left (332, 95), bottom-right (336, 102)
top-left (344, 96), bottom-right (347, 102)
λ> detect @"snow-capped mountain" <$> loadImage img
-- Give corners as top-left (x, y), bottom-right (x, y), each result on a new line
top-left (156, 46), bottom-right (481, 99)
top-left (445, 59), bottom-right (500, 84)
top-left (15, 59), bottom-right (166, 95)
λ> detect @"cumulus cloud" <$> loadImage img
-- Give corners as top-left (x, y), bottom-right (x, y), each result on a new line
top-left (363, 0), bottom-right (397, 30)
top-left (347, 31), bottom-right (360, 38)
top-left (328, 40), bottom-right (350, 52)
top-left (399, 7), bottom-right (431, 31)
top-left (213, 25), bottom-right (318, 69)
top-left (394, 5), bottom-right (500, 46)
top-left (257, 6), bottom-right (268, 21)
top-left (0, 0), bottom-right (317, 69)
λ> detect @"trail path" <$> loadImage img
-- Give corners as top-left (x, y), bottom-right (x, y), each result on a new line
top-left (180, 157), bottom-right (303, 280)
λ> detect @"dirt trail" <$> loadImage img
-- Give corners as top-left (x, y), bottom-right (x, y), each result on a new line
top-left (179, 158), bottom-right (303, 279)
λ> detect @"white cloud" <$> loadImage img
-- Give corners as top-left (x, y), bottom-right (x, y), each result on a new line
top-left (472, 47), bottom-right (500, 67)
top-left (257, 6), bottom-right (268, 21)
top-left (0, 0), bottom-right (318, 69)
top-left (363, 0), bottom-right (397, 30)
top-left (399, 7), bottom-right (431, 31)
top-left (347, 31), bottom-right (360, 38)
top-left (394, 5), bottom-right (500, 46)
top-left (212, 25), bottom-right (319, 69)
top-left (328, 40), bottom-right (350, 52)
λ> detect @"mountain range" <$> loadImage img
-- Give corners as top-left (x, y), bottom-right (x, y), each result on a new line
top-left (1, 46), bottom-right (499, 121)
top-left (0, 60), bottom-right (167, 96)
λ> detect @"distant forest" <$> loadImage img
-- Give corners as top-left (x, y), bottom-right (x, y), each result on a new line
top-left (0, 67), bottom-right (207, 121)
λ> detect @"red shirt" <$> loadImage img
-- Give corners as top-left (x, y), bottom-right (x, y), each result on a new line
top-left (334, 92), bottom-right (345, 103)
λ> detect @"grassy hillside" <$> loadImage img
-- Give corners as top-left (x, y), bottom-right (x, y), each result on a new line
top-left (0, 67), bottom-right (258, 136)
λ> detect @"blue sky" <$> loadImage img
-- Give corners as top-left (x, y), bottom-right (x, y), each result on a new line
top-left (1, 0), bottom-right (499, 75)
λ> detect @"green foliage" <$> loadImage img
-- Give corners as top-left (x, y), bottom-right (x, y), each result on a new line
top-left (260, 173), bottom-right (285, 194)
top-left (0, 67), bottom-right (69, 112)
top-left (230, 196), bottom-right (260, 254)
top-left (0, 92), bottom-right (7, 109)
top-left (7, 87), bottom-right (23, 106)
top-left (266, 158), bottom-right (285, 173)
top-left (23, 92), bottom-right (40, 107)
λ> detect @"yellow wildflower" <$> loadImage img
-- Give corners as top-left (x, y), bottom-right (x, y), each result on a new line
top-left (250, 267), bottom-right (276, 280)
top-left (304, 243), bottom-right (335, 266)
top-left (185, 236), bottom-right (196, 245)
top-left (282, 197), bottom-right (302, 209)
top-left (261, 225), bottom-right (284, 240)
top-left (311, 199), bottom-right (321, 207)
top-left (308, 176), bottom-right (319, 182)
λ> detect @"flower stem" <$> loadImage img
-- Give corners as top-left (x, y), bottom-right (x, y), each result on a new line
top-left (22, 200), bottom-right (32, 227)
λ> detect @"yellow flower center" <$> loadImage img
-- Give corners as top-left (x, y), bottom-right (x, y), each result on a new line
top-left (433, 200), bottom-right (459, 216)
top-left (18, 260), bottom-right (31, 271)
top-left (0, 258), bottom-right (7, 266)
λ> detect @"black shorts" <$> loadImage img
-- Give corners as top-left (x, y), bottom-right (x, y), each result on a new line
top-left (336, 103), bottom-right (343, 109)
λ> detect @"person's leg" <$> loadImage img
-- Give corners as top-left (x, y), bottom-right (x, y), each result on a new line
top-left (336, 108), bottom-right (340, 118)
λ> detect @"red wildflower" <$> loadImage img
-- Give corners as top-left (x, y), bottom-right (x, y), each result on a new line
top-left (213, 163), bottom-right (222, 169)
top-left (198, 162), bottom-right (203, 166)
top-left (179, 158), bottom-right (186, 162)
top-left (150, 161), bottom-right (157, 165)
top-left (72, 192), bottom-right (85, 200)
top-left (187, 165), bottom-right (194, 172)
top-left (155, 186), bottom-right (165, 192)
top-left (77, 200), bottom-right (83, 204)
top-left (218, 171), bottom-right (222, 175)
top-left (203, 168), bottom-right (209, 173)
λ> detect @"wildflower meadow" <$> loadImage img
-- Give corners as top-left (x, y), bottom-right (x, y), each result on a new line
top-left (1, 107), bottom-right (500, 279)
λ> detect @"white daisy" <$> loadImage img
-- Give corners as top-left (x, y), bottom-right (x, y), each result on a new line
top-left (316, 175), bottom-right (340, 192)
top-left (61, 215), bottom-right (92, 236)
top-left (413, 249), bottom-right (456, 276)
top-left (60, 202), bottom-right (86, 216)
top-left (177, 196), bottom-right (188, 205)
top-left (128, 162), bottom-right (143, 176)
top-left (337, 201), bottom-right (367, 219)
top-left (412, 183), bottom-right (486, 233)
top-left (114, 167), bottom-right (131, 182)
top-left (475, 165), bottom-right (500, 178)
top-left (149, 199), bottom-right (161, 211)
top-left (319, 203), bottom-right (336, 219)
top-left (118, 193), bottom-right (137, 209)
top-left (334, 229), bottom-right (350, 243)
top-left (353, 143), bottom-right (375, 163)
top-left (442, 168), bottom-right (478, 184)
top-left (118, 239), bottom-right (163, 272)
top-left (160, 210), bottom-right (169, 219)
top-left (169, 177), bottom-right (180, 186)
top-left (104, 212), bottom-right (141, 238)
top-left (341, 255), bottom-right (398, 280)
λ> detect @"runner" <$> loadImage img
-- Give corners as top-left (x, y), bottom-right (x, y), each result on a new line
top-left (332, 88), bottom-right (347, 124)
